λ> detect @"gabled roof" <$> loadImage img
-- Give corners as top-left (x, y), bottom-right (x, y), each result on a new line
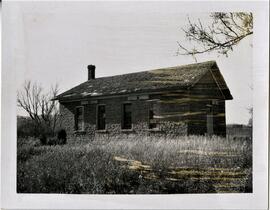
top-left (55, 60), bottom-right (233, 101)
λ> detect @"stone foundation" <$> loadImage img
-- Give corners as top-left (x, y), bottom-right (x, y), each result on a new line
top-left (65, 121), bottom-right (188, 144)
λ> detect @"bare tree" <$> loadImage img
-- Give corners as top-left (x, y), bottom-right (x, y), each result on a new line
top-left (177, 12), bottom-right (253, 60)
top-left (17, 80), bottom-right (60, 136)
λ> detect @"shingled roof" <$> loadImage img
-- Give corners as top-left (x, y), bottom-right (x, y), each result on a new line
top-left (55, 60), bottom-right (233, 101)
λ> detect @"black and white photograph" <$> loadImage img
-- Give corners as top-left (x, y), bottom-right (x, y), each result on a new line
top-left (1, 0), bottom-right (269, 209)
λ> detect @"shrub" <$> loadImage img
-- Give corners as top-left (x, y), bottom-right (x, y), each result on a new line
top-left (57, 129), bottom-right (67, 145)
top-left (38, 129), bottom-right (67, 146)
top-left (47, 137), bottom-right (58, 146)
top-left (39, 134), bottom-right (47, 145)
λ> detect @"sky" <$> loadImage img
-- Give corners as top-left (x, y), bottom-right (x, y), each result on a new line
top-left (6, 1), bottom-right (252, 124)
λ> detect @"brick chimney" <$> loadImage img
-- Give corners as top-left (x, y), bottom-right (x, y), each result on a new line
top-left (87, 65), bottom-right (95, 80)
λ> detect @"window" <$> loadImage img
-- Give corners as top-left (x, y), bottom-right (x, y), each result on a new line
top-left (97, 105), bottom-right (106, 130)
top-left (149, 106), bottom-right (157, 129)
top-left (122, 103), bottom-right (132, 129)
top-left (75, 106), bottom-right (84, 131)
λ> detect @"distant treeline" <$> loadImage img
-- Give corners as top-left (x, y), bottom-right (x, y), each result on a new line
top-left (17, 116), bottom-right (66, 145)
top-left (17, 116), bottom-right (38, 137)
top-left (226, 124), bottom-right (252, 139)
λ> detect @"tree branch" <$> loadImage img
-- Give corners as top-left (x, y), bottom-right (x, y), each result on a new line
top-left (177, 12), bottom-right (253, 58)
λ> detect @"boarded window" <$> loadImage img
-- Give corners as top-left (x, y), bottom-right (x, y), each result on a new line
top-left (97, 105), bottom-right (106, 130)
top-left (75, 106), bottom-right (84, 131)
top-left (122, 103), bottom-right (132, 129)
top-left (149, 104), bottom-right (157, 129)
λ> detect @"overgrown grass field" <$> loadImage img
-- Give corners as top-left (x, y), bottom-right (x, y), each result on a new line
top-left (17, 135), bottom-right (252, 194)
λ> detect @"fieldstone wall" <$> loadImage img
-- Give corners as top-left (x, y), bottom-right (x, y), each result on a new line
top-left (59, 95), bottom-right (189, 144)
top-left (59, 102), bottom-right (96, 144)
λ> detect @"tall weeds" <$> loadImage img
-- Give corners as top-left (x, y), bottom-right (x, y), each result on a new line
top-left (17, 135), bottom-right (252, 193)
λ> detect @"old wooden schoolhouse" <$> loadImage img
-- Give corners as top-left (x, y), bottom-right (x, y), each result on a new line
top-left (54, 61), bottom-right (233, 142)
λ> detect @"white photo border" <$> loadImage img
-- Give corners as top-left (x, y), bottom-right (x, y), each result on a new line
top-left (1, 1), bottom-right (268, 209)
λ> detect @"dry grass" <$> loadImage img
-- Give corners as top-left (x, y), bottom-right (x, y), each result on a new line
top-left (17, 135), bottom-right (252, 194)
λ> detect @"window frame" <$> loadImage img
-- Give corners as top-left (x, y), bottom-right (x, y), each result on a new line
top-left (74, 106), bottom-right (84, 131)
top-left (121, 103), bottom-right (132, 130)
top-left (96, 104), bottom-right (106, 130)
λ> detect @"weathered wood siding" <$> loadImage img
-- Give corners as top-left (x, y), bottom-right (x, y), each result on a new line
top-left (187, 71), bottom-right (226, 136)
